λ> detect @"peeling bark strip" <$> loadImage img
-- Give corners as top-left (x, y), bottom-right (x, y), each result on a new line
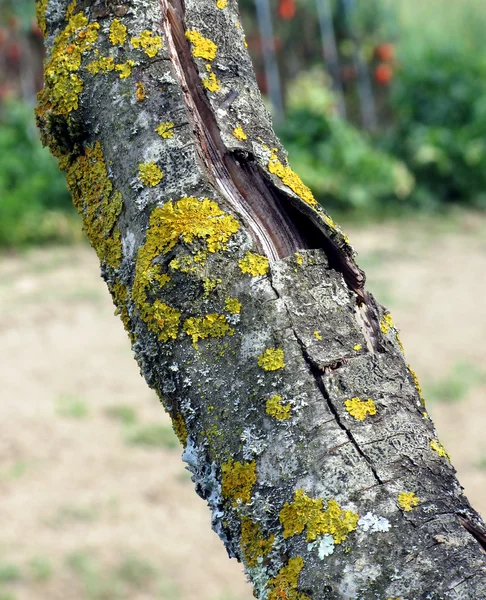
top-left (36, 0), bottom-right (486, 597)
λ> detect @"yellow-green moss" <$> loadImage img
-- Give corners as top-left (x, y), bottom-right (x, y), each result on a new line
top-left (238, 251), bottom-right (269, 276)
top-left (86, 55), bottom-right (114, 74)
top-left (268, 150), bottom-right (318, 209)
top-left (224, 297), bottom-right (241, 314)
top-left (65, 142), bottom-right (122, 269)
top-left (430, 439), bottom-right (450, 460)
top-left (139, 162), bottom-right (163, 187)
top-left (36, 11), bottom-right (99, 118)
top-left (183, 314), bottom-right (234, 347)
top-left (267, 556), bottom-right (310, 600)
top-left (397, 492), bottom-right (420, 512)
top-left (240, 517), bottom-right (275, 567)
top-left (185, 30), bottom-right (218, 61)
top-left (109, 19), bottom-right (127, 46)
top-left (155, 121), bottom-right (174, 139)
top-left (202, 71), bottom-right (221, 93)
top-left (131, 30), bottom-right (163, 58)
top-left (380, 312), bottom-right (394, 334)
top-left (172, 412), bottom-right (188, 447)
top-left (232, 125), bottom-right (247, 141)
top-left (115, 59), bottom-right (135, 79)
top-left (258, 348), bottom-right (285, 371)
top-left (266, 395), bottom-right (291, 420)
top-left (135, 81), bottom-right (146, 101)
top-left (279, 489), bottom-right (359, 544)
top-left (221, 458), bottom-right (256, 505)
top-left (344, 397), bottom-right (377, 421)
top-left (35, 0), bottom-right (48, 37)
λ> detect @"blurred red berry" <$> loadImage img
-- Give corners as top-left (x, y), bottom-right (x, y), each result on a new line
top-left (374, 63), bottom-right (393, 86)
top-left (341, 65), bottom-right (357, 82)
top-left (7, 41), bottom-right (21, 63)
top-left (31, 19), bottom-right (43, 38)
top-left (278, 0), bottom-right (296, 20)
top-left (375, 43), bottom-right (395, 62)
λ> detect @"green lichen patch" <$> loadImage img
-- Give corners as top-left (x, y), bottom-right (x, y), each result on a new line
top-left (238, 252), bottom-right (269, 276)
top-left (221, 458), bottom-right (256, 505)
top-left (138, 162), bottom-right (163, 187)
top-left (86, 54), bottom-right (115, 75)
top-left (344, 397), bottom-right (377, 421)
top-left (35, 0), bottom-right (48, 37)
top-left (430, 439), bottom-right (450, 460)
top-left (171, 413), bottom-right (188, 447)
top-left (258, 348), bottom-right (285, 371)
top-left (115, 60), bottom-right (135, 79)
top-left (185, 30), bottom-right (218, 61)
top-left (183, 314), bottom-right (234, 347)
top-left (397, 492), bottom-right (420, 512)
top-left (131, 31), bottom-right (163, 58)
top-left (279, 489), bottom-right (359, 544)
top-left (109, 19), bottom-right (127, 46)
top-left (240, 517), bottom-right (275, 567)
top-left (224, 297), bottom-right (241, 314)
top-left (155, 121), bottom-right (174, 139)
top-left (266, 395), bottom-right (291, 420)
top-left (267, 556), bottom-right (310, 600)
top-left (65, 142), bottom-right (122, 269)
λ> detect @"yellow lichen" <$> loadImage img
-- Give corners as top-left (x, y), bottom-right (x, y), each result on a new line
top-left (380, 312), bottom-right (394, 334)
top-left (238, 252), bottom-right (269, 276)
top-left (172, 412), bottom-right (188, 447)
top-left (65, 142), bottom-right (122, 269)
top-left (313, 331), bottom-right (322, 341)
top-left (35, 0), bottom-right (48, 37)
top-left (203, 278), bottom-right (220, 296)
top-left (232, 125), bottom-right (247, 141)
top-left (224, 297), bottom-right (241, 314)
top-left (202, 71), bottom-right (221, 93)
top-left (395, 332), bottom-right (405, 353)
top-left (279, 489), bottom-right (359, 544)
top-left (148, 301), bottom-right (181, 342)
top-left (408, 365), bottom-right (426, 406)
top-left (268, 150), bottom-right (318, 208)
top-left (86, 55), bottom-right (114, 74)
top-left (258, 348), bottom-right (285, 372)
top-left (108, 279), bottom-right (133, 340)
top-left (131, 30), bottom-right (163, 58)
top-left (268, 557), bottom-right (310, 600)
top-left (155, 121), bottom-right (174, 139)
top-left (185, 30), bottom-right (218, 61)
top-left (216, 0), bottom-right (228, 8)
top-left (295, 253), bottom-right (303, 266)
top-left (36, 11), bottom-right (100, 118)
top-left (430, 439), bottom-right (450, 460)
top-left (139, 162), bottom-right (163, 187)
top-left (135, 81), bottom-right (146, 101)
top-left (344, 397), bottom-right (377, 421)
top-left (353, 344), bottom-right (362, 351)
top-left (183, 314), bottom-right (233, 347)
top-left (397, 492), bottom-right (420, 512)
top-left (109, 19), bottom-right (127, 46)
top-left (240, 517), bottom-right (275, 567)
top-left (115, 59), bottom-right (135, 79)
top-left (266, 395), bottom-right (291, 421)
top-left (221, 458), bottom-right (256, 505)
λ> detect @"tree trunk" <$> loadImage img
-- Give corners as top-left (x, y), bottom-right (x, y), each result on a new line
top-left (35, 0), bottom-right (486, 597)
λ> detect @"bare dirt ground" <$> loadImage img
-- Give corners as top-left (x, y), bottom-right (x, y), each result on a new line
top-left (0, 212), bottom-right (485, 600)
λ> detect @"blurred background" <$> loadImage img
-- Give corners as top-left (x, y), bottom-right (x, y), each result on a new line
top-left (1, 0), bottom-right (486, 598)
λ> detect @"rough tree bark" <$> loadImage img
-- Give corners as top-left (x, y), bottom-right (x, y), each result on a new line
top-left (35, 0), bottom-right (486, 598)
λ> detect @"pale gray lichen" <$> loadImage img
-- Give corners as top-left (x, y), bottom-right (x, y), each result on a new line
top-left (358, 512), bottom-right (391, 533)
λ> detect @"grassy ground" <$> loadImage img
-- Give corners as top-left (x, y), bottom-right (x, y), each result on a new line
top-left (0, 212), bottom-right (486, 599)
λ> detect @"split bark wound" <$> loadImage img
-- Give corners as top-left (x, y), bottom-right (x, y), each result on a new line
top-left (36, 0), bottom-right (486, 598)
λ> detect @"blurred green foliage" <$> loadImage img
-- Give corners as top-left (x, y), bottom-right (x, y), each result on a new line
top-left (0, 100), bottom-right (79, 247)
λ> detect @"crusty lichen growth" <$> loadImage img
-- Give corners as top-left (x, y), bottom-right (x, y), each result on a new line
top-left (36, 9), bottom-right (100, 119)
top-left (155, 121), bottom-right (174, 139)
top-left (131, 30), bottom-right (163, 58)
top-left (430, 439), bottom-right (451, 460)
top-left (185, 30), bottom-right (218, 61)
top-left (109, 19), bottom-right (127, 46)
top-left (266, 395), bottom-right (291, 420)
top-left (224, 297), bottom-right (241, 314)
top-left (398, 492), bottom-right (420, 512)
top-left (216, 0), bottom-right (228, 8)
top-left (232, 125), bottom-right (247, 141)
top-left (65, 142), bottom-right (122, 269)
top-left (202, 71), bottom-right (221, 93)
top-left (258, 348), bottom-right (285, 371)
top-left (238, 252), bottom-right (269, 276)
top-left (139, 162), bottom-right (163, 187)
top-left (313, 331), bottom-right (322, 341)
top-left (183, 314), bottom-right (234, 347)
top-left (380, 312), bottom-right (394, 334)
top-left (221, 458), bottom-right (256, 505)
top-left (267, 556), bottom-right (310, 600)
top-left (86, 55), bottom-right (115, 75)
top-left (344, 397), bottom-right (377, 421)
top-left (268, 150), bottom-right (318, 209)
top-left (353, 344), bottom-right (362, 351)
top-left (279, 489), bottom-right (359, 544)
top-left (108, 279), bottom-right (134, 341)
top-left (240, 517), bottom-right (275, 567)
top-left (35, 0), bottom-right (48, 37)
top-left (135, 81), bottom-right (146, 101)
top-left (115, 60), bottom-right (135, 79)
top-left (409, 364), bottom-right (426, 406)
top-left (172, 412), bottom-right (188, 447)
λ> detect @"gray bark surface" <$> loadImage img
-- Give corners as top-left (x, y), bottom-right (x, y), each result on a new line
top-left (36, 0), bottom-right (486, 598)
